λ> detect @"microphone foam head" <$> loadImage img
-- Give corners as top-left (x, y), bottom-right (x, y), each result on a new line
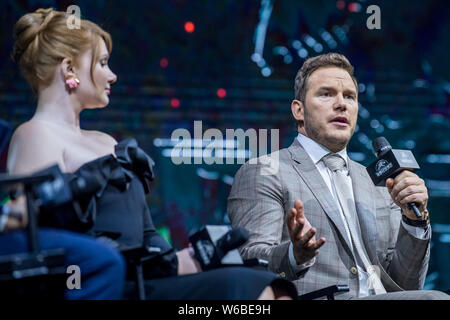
top-left (372, 136), bottom-right (392, 157)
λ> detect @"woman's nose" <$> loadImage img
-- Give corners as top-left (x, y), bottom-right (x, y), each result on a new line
top-left (109, 71), bottom-right (117, 84)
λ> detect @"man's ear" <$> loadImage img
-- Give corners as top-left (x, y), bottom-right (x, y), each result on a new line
top-left (291, 99), bottom-right (305, 123)
top-left (60, 58), bottom-right (76, 79)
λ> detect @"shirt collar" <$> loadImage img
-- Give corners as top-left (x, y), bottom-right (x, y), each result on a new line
top-left (296, 133), bottom-right (348, 166)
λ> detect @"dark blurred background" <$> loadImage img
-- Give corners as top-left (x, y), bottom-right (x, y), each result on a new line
top-left (0, 0), bottom-right (448, 291)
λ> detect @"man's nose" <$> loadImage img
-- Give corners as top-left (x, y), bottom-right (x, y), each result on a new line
top-left (334, 93), bottom-right (347, 110)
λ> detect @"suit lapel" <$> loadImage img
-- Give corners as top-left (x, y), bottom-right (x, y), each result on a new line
top-left (288, 140), bottom-right (353, 252)
top-left (348, 160), bottom-right (379, 264)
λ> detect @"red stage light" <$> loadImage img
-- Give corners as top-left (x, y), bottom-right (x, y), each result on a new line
top-left (217, 88), bottom-right (227, 99)
top-left (184, 21), bottom-right (195, 33)
top-left (171, 98), bottom-right (180, 108)
top-left (336, 0), bottom-right (346, 10)
top-left (160, 58), bottom-right (169, 68)
top-left (348, 2), bottom-right (361, 12)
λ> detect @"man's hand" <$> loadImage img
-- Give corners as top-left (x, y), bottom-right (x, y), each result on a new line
top-left (386, 171), bottom-right (428, 221)
top-left (286, 199), bottom-right (326, 265)
top-left (176, 247), bottom-right (202, 276)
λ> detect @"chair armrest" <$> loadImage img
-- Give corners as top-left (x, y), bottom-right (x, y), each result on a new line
top-left (119, 245), bottom-right (161, 262)
top-left (243, 258), bottom-right (269, 268)
top-left (298, 285), bottom-right (349, 300)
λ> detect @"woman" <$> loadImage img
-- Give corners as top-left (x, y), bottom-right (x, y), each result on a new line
top-left (7, 8), bottom-right (296, 300)
top-left (8, 8), bottom-right (117, 175)
top-left (1, 8), bottom-right (128, 300)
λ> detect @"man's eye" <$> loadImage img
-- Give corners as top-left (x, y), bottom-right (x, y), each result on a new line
top-left (346, 95), bottom-right (355, 100)
top-left (321, 92), bottom-right (330, 97)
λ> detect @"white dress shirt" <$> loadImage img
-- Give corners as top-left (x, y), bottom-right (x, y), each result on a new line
top-left (289, 133), bottom-right (429, 296)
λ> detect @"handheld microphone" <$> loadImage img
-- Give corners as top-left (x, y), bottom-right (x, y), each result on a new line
top-left (216, 227), bottom-right (249, 254)
top-left (189, 225), bottom-right (249, 270)
top-left (366, 137), bottom-right (422, 219)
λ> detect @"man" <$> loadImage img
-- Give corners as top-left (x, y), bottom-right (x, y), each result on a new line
top-left (227, 53), bottom-right (448, 299)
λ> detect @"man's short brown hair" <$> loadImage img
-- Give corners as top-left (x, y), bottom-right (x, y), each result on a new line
top-left (293, 53), bottom-right (357, 129)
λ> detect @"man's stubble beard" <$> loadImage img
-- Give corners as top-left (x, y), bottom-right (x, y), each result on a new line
top-left (303, 111), bottom-right (355, 152)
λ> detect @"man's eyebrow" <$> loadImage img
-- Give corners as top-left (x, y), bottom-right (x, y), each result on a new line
top-left (317, 86), bottom-right (357, 95)
top-left (344, 88), bottom-right (357, 95)
top-left (316, 86), bottom-right (335, 91)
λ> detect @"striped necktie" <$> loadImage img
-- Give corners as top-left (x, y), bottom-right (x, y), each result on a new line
top-left (322, 153), bottom-right (386, 295)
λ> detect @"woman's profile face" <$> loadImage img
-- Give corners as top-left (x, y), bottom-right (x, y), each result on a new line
top-left (75, 38), bottom-right (117, 109)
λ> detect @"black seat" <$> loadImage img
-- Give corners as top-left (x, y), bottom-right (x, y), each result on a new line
top-left (0, 173), bottom-right (67, 299)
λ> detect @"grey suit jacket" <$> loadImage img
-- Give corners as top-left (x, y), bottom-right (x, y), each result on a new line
top-left (227, 139), bottom-right (430, 299)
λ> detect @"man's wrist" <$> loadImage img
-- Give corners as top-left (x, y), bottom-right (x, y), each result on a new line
top-left (289, 242), bottom-right (315, 271)
top-left (402, 206), bottom-right (429, 220)
top-left (402, 209), bottom-right (430, 228)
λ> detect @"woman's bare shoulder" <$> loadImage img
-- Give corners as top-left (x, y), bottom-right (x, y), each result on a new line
top-left (83, 129), bottom-right (118, 147)
top-left (10, 120), bottom-right (57, 148)
top-left (8, 121), bottom-right (65, 174)
top-left (13, 119), bottom-right (51, 135)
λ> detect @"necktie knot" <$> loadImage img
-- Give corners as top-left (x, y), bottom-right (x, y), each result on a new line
top-left (322, 153), bottom-right (346, 172)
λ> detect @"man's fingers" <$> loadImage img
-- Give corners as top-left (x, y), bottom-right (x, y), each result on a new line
top-left (292, 234), bottom-right (324, 264)
top-left (308, 237), bottom-right (326, 250)
top-left (287, 208), bottom-right (306, 241)
top-left (389, 172), bottom-right (425, 197)
top-left (292, 215), bottom-right (305, 238)
top-left (395, 185), bottom-right (427, 203)
top-left (400, 192), bottom-right (428, 205)
top-left (386, 178), bottom-right (394, 191)
top-left (396, 184), bottom-right (425, 199)
top-left (286, 208), bottom-right (297, 231)
top-left (390, 177), bottom-right (424, 198)
top-left (294, 200), bottom-right (304, 219)
top-left (298, 227), bottom-right (316, 245)
top-left (393, 170), bottom-right (417, 183)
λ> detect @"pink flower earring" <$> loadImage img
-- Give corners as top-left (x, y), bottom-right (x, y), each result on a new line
top-left (65, 75), bottom-right (80, 89)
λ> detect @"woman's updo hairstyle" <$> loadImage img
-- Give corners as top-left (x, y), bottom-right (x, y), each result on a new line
top-left (12, 8), bottom-right (112, 92)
